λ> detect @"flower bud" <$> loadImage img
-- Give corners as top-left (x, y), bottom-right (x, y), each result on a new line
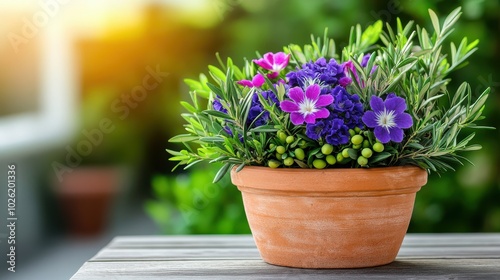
top-left (294, 148), bottom-right (305, 160)
top-left (336, 153), bottom-right (344, 163)
top-left (351, 134), bottom-right (364, 145)
top-left (278, 131), bottom-right (287, 143)
top-left (357, 156), bottom-right (368, 166)
top-left (268, 160), bottom-right (281, 168)
top-left (342, 148), bottom-right (350, 158)
top-left (313, 159), bottom-right (327, 169)
top-left (373, 142), bottom-right (384, 153)
top-left (276, 146), bottom-right (286, 154)
top-left (362, 140), bottom-right (370, 149)
top-left (361, 148), bottom-right (373, 158)
top-left (321, 144), bottom-right (334, 155)
top-left (284, 157), bottom-right (294, 166)
top-left (326, 155), bottom-right (336, 165)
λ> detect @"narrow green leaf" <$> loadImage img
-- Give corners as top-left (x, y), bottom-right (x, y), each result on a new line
top-left (428, 9), bottom-right (441, 35)
top-left (169, 134), bottom-right (199, 143)
top-left (370, 152), bottom-right (392, 164)
top-left (213, 163), bottom-right (233, 183)
top-left (208, 65), bottom-right (227, 83)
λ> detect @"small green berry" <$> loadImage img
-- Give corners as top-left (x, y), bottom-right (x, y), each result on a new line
top-left (278, 131), bottom-right (287, 142)
top-left (321, 144), bottom-right (334, 155)
top-left (268, 160), bottom-right (281, 168)
top-left (269, 143), bottom-right (276, 149)
top-left (326, 155), bottom-right (336, 165)
top-left (284, 157), bottom-right (294, 166)
top-left (294, 148), bottom-right (305, 160)
top-left (348, 129), bottom-right (356, 137)
top-left (286, 135), bottom-right (295, 144)
top-left (352, 144), bottom-right (362, 150)
top-left (276, 152), bottom-right (282, 159)
top-left (351, 135), bottom-right (364, 145)
top-left (373, 142), bottom-right (385, 153)
top-left (362, 140), bottom-right (370, 149)
top-left (313, 159), bottom-right (327, 169)
top-left (299, 140), bottom-right (307, 148)
top-left (357, 156), bottom-right (368, 166)
top-left (354, 127), bottom-right (362, 133)
top-left (342, 148), bottom-right (350, 158)
top-left (336, 153), bottom-right (344, 163)
top-left (361, 148), bottom-right (373, 158)
top-left (276, 146), bottom-right (286, 154)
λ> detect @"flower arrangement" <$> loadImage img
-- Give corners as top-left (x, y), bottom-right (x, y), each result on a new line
top-left (168, 7), bottom-right (491, 182)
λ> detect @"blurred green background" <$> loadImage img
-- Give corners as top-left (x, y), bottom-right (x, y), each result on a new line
top-left (1, 0), bottom-right (498, 239)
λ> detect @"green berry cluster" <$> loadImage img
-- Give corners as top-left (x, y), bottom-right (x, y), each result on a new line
top-left (267, 128), bottom-right (387, 169)
top-left (267, 131), bottom-right (309, 168)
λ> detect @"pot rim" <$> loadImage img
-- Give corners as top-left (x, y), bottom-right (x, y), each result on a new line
top-left (230, 165), bottom-right (428, 196)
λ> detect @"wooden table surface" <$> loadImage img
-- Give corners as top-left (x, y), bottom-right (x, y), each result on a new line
top-left (71, 233), bottom-right (500, 279)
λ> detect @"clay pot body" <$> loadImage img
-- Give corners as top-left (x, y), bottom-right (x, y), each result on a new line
top-left (230, 166), bottom-right (427, 268)
top-left (56, 167), bottom-right (120, 236)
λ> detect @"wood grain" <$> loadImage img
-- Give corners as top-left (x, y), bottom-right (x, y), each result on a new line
top-left (71, 234), bottom-right (500, 279)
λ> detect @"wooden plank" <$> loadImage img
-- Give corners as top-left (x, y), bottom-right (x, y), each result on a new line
top-left (92, 248), bottom-right (261, 261)
top-left (106, 234), bottom-right (500, 249)
top-left (71, 258), bottom-right (500, 280)
top-left (402, 233), bottom-right (500, 246)
top-left (91, 245), bottom-right (500, 261)
top-left (91, 234), bottom-right (500, 262)
top-left (107, 235), bottom-right (256, 249)
top-left (72, 234), bottom-right (500, 279)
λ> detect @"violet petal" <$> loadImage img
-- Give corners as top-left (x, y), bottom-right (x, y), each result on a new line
top-left (374, 126), bottom-right (391, 143)
top-left (280, 100), bottom-right (300, 112)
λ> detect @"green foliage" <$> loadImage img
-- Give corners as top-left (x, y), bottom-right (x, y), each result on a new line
top-left (167, 7), bottom-right (491, 182)
top-left (144, 165), bottom-right (250, 234)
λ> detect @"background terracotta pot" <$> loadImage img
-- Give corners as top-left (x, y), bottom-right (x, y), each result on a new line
top-left (55, 166), bottom-right (120, 236)
top-left (231, 166), bottom-right (428, 268)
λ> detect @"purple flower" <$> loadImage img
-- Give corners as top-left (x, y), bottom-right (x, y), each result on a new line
top-left (343, 54), bottom-right (377, 88)
top-left (362, 53), bottom-right (378, 74)
top-left (324, 118), bottom-right (350, 146)
top-left (343, 60), bottom-right (360, 85)
top-left (362, 94), bottom-right (413, 143)
top-left (361, 54), bottom-right (371, 67)
top-left (338, 77), bottom-right (352, 87)
top-left (253, 52), bottom-right (290, 79)
top-left (237, 73), bottom-right (265, 88)
top-left (305, 120), bottom-right (327, 140)
top-left (329, 86), bottom-right (364, 129)
top-left (287, 57), bottom-right (345, 88)
top-left (247, 90), bottom-right (278, 127)
top-left (280, 84), bottom-right (333, 125)
top-left (213, 96), bottom-right (227, 113)
top-left (302, 86), bottom-right (363, 145)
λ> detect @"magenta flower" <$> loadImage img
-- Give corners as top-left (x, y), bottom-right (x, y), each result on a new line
top-left (362, 94), bottom-right (413, 143)
top-left (253, 52), bottom-right (290, 79)
top-left (338, 76), bottom-right (352, 87)
top-left (280, 84), bottom-right (334, 125)
top-left (237, 73), bottom-right (265, 88)
top-left (343, 54), bottom-right (377, 88)
top-left (343, 60), bottom-right (360, 85)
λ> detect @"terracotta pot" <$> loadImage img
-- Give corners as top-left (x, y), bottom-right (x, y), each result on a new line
top-left (56, 167), bottom-right (120, 236)
top-left (231, 166), bottom-right (428, 268)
